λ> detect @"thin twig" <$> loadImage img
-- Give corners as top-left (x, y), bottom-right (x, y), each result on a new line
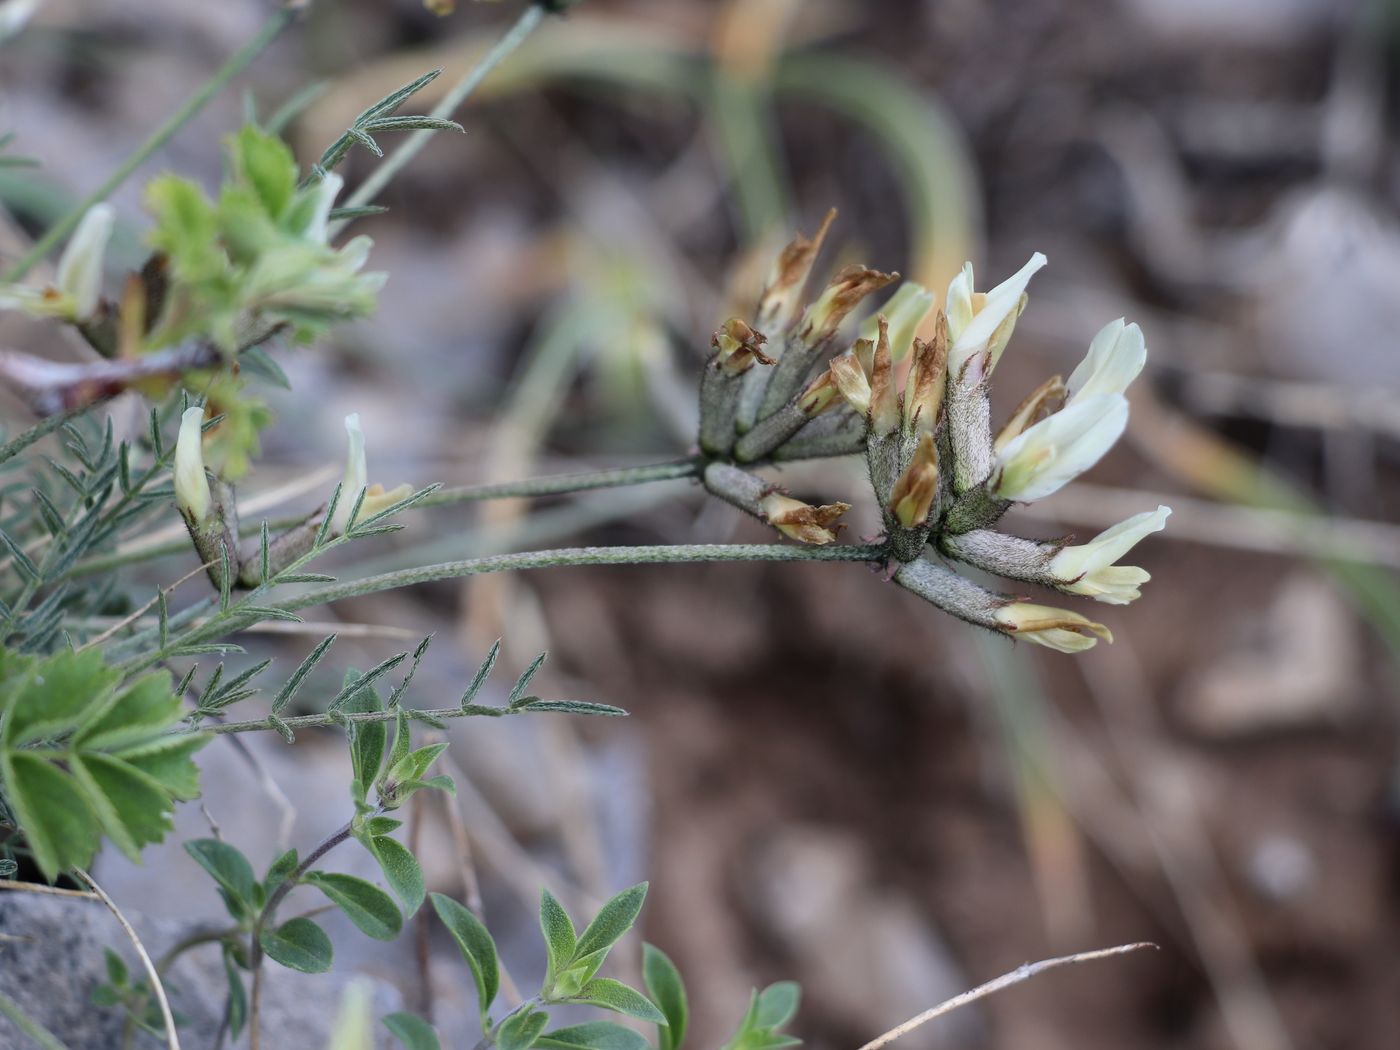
top-left (74, 868), bottom-right (180, 1050)
top-left (0, 878), bottom-right (98, 901)
top-left (332, 2), bottom-right (549, 230)
top-left (79, 559), bottom-right (215, 650)
top-left (856, 942), bottom-right (1158, 1050)
top-left (2, 8), bottom-right (298, 282)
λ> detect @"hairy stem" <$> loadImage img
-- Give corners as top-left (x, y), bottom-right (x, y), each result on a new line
top-left (3, 8), bottom-right (298, 282)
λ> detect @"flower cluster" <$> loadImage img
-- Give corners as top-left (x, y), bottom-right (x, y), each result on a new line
top-left (695, 213), bottom-right (1169, 652)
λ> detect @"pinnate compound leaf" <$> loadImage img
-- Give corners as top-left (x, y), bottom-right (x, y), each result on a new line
top-left (305, 871), bottom-right (403, 941)
top-left (430, 893), bottom-right (498, 1018)
top-left (536, 1022), bottom-right (652, 1050)
top-left (261, 917), bottom-right (333, 973)
top-left (384, 1012), bottom-right (441, 1050)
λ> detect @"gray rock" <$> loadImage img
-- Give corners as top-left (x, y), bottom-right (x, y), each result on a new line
top-left (0, 892), bottom-right (400, 1049)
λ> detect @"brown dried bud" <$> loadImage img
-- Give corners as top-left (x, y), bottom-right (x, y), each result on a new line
top-left (756, 208), bottom-right (837, 334)
top-left (797, 366), bottom-right (841, 417)
top-left (711, 317), bottom-right (774, 376)
top-left (869, 317), bottom-right (900, 438)
top-left (903, 312), bottom-right (949, 435)
top-left (888, 432), bottom-right (940, 528)
top-left (760, 492), bottom-right (851, 545)
top-left (798, 264), bottom-right (899, 348)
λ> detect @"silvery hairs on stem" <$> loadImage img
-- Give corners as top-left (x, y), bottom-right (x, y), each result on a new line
top-left (694, 210), bottom-right (1170, 654)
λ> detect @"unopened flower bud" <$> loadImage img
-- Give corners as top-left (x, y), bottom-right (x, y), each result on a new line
top-left (946, 252), bottom-right (1046, 381)
top-left (829, 352), bottom-right (872, 415)
top-left (305, 172), bottom-right (345, 246)
top-left (992, 393), bottom-right (1128, 503)
top-left (760, 492), bottom-right (850, 545)
top-left (797, 367), bottom-right (841, 417)
top-left (888, 432), bottom-right (939, 528)
top-left (857, 281), bottom-right (934, 363)
top-left (994, 374), bottom-right (1067, 453)
top-left (868, 317), bottom-right (900, 437)
top-left (55, 203), bottom-right (115, 322)
top-left (1049, 505), bottom-right (1170, 604)
top-left (1065, 318), bottom-right (1146, 403)
top-left (174, 405), bottom-right (213, 526)
top-left (329, 413), bottom-right (412, 536)
top-left (993, 601), bottom-right (1112, 653)
top-left (903, 314), bottom-right (948, 435)
top-left (756, 208), bottom-right (836, 335)
top-left (711, 318), bottom-right (772, 376)
top-left (798, 264), bottom-right (898, 348)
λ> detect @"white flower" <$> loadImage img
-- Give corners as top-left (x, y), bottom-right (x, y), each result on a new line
top-left (174, 406), bottom-right (213, 526)
top-left (1049, 505), bottom-right (1171, 604)
top-left (1066, 318), bottom-right (1146, 403)
top-left (993, 601), bottom-right (1112, 653)
top-left (328, 413), bottom-right (413, 536)
top-left (992, 393), bottom-right (1128, 502)
top-left (857, 281), bottom-right (934, 363)
top-left (55, 203), bottom-right (115, 321)
top-left (304, 172), bottom-right (345, 245)
top-left (946, 252), bottom-right (1046, 379)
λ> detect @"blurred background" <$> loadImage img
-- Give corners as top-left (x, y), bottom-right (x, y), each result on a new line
top-left (3, 0), bottom-right (1400, 1047)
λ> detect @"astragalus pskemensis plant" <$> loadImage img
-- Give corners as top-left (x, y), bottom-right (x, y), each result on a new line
top-left (695, 212), bottom-right (1170, 654)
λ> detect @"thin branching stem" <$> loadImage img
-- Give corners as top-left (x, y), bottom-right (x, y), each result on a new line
top-left (332, 2), bottom-right (548, 232)
top-left (855, 942), bottom-right (1159, 1050)
top-left (2, 7), bottom-right (298, 282)
top-left (248, 820), bottom-right (356, 1050)
top-left (74, 868), bottom-right (180, 1050)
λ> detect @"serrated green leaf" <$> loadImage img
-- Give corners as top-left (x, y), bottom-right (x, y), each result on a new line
top-left (575, 883), bottom-right (648, 961)
top-left (76, 671), bottom-right (183, 749)
top-left (260, 917), bottom-right (333, 973)
top-left (644, 943), bottom-right (688, 1050)
top-left (305, 871), bottom-right (402, 941)
top-left (68, 753), bottom-right (177, 861)
top-left (431, 893), bottom-right (498, 1020)
top-left (570, 979), bottom-right (666, 1024)
top-left (536, 1022), bottom-right (651, 1050)
top-left (540, 888), bottom-right (577, 988)
top-left (0, 752), bottom-right (100, 880)
top-left (232, 125), bottom-right (297, 220)
top-left (369, 835), bottom-right (425, 916)
top-left (497, 1007), bottom-right (550, 1050)
top-left (186, 839), bottom-right (258, 918)
top-left (384, 1012), bottom-right (441, 1050)
top-left (1, 648), bottom-right (119, 747)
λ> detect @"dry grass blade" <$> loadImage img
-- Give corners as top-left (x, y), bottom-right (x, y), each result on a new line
top-left (856, 942), bottom-right (1159, 1050)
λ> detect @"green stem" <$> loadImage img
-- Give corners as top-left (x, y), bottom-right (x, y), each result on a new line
top-left (0, 408), bottom-right (82, 467)
top-left (331, 2), bottom-right (547, 231)
top-left (3, 8), bottom-right (298, 283)
top-left (64, 457), bottom-right (702, 580)
top-left (272, 542), bottom-right (885, 614)
top-left (0, 989), bottom-right (72, 1050)
top-left (181, 701), bottom-right (526, 737)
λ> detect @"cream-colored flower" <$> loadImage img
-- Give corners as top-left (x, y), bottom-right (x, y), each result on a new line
top-left (55, 203), bottom-right (115, 321)
top-left (329, 413), bottom-right (413, 536)
top-left (993, 601), bottom-right (1112, 653)
top-left (1066, 318), bottom-right (1146, 403)
top-left (992, 393), bottom-right (1128, 502)
top-left (946, 252), bottom-right (1046, 379)
top-left (857, 281), bottom-right (933, 363)
top-left (888, 432), bottom-right (939, 528)
top-left (174, 406), bottom-right (213, 526)
top-left (1049, 505), bottom-right (1170, 604)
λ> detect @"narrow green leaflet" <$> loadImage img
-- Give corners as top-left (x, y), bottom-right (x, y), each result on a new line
top-left (497, 1007), bottom-right (550, 1050)
top-left (384, 1012), bottom-right (441, 1050)
top-left (574, 883), bottom-right (648, 959)
top-left (305, 871), bottom-right (403, 940)
top-left (643, 943), bottom-right (688, 1050)
top-left (540, 888), bottom-right (577, 986)
top-left (368, 834), bottom-right (425, 915)
top-left (260, 917), bottom-right (333, 974)
top-left (0, 650), bottom-right (206, 879)
top-left (430, 893), bottom-right (499, 1023)
top-left (569, 978), bottom-right (666, 1024)
top-left (536, 1022), bottom-right (651, 1050)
